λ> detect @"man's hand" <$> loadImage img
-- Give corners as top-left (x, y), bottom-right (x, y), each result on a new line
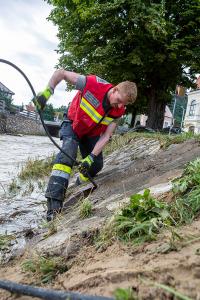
top-left (79, 154), bottom-right (95, 177)
top-left (34, 86), bottom-right (54, 111)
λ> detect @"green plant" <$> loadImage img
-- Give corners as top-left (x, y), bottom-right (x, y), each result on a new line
top-left (79, 198), bottom-right (93, 219)
top-left (22, 181), bottom-right (35, 196)
top-left (114, 287), bottom-right (137, 300)
top-left (0, 234), bottom-right (15, 250)
top-left (104, 132), bottom-right (198, 157)
top-left (95, 156), bottom-right (200, 249)
top-left (21, 255), bottom-right (68, 283)
top-left (173, 158), bottom-right (200, 194)
top-left (8, 179), bottom-right (20, 194)
top-left (37, 180), bottom-right (46, 190)
top-left (154, 282), bottom-right (192, 300)
top-left (159, 132), bottom-right (197, 149)
top-left (170, 187), bottom-right (200, 225)
top-left (114, 189), bottom-right (171, 244)
top-left (41, 220), bottom-right (58, 238)
top-left (94, 218), bottom-right (116, 251)
top-left (18, 155), bottom-right (55, 181)
top-left (170, 158), bottom-right (200, 224)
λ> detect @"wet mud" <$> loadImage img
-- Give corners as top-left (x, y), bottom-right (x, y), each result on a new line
top-left (0, 135), bottom-right (200, 299)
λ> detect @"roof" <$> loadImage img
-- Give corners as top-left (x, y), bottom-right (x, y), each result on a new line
top-left (0, 82), bottom-right (14, 95)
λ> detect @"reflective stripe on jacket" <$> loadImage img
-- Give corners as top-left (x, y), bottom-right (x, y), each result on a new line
top-left (68, 75), bottom-right (125, 138)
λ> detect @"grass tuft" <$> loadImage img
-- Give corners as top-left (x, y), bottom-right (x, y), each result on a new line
top-left (104, 131), bottom-right (198, 156)
top-left (40, 220), bottom-right (58, 238)
top-left (8, 179), bottom-right (21, 194)
top-left (0, 233), bottom-right (15, 250)
top-left (154, 282), bottom-right (192, 300)
top-left (94, 218), bottom-right (116, 251)
top-left (21, 255), bottom-right (68, 284)
top-left (18, 155), bottom-right (55, 181)
top-left (79, 198), bottom-right (93, 219)
top-left (114, 287), bottom-right (137, 300)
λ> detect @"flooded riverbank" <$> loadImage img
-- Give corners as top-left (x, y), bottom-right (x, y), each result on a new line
top-left (0, 134), bottom-right (61, 261)
top-left (0, 134), bottom-right (60, 188)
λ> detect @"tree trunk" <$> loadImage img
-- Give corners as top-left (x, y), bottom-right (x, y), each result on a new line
top-left (146, 88), bottom-right (166, 130)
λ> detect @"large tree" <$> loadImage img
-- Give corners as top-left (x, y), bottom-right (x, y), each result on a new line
top-left (46, 0), bottom-right (200, 129)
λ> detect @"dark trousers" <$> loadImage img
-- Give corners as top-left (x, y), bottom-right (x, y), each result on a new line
top-left (45, 121), bottom-right (103, 201)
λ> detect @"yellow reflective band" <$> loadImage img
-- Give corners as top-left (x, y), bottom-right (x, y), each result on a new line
top-left (101, 116), bottom-right (113, 125)
top-left (43, 87), bottom-right (52, 99)
top-left (80, 97), bottom-right (103, 123)
top-left (80, 97), bottom-right (114, 126)
top-left (79, 172), bottom-right (89, 182)
top-left (52, 164), bottom-right (71, 174)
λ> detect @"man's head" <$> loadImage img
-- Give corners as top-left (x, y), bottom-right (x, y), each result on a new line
top-left (108, 81), bottom-right (137, 109)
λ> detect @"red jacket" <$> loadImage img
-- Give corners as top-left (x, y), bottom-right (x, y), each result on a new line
top-left (68, 75), bottom-right (125, 138)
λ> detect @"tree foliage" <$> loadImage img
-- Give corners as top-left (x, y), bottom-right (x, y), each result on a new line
top-left (46, 0), bottom-right (200, 129)
top-left (43, 103), bottom-right (55, 121)
top-left (0, 90), bottom-right (13, 111)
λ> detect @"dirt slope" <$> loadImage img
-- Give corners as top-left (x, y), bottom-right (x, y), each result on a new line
top-left (53, 219), bottom-right (200, 299)
top-left (1, 137), bottom-right (200, 299)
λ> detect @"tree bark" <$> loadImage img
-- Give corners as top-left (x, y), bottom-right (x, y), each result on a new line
top-left (146, 88), bottom-right (166, 130)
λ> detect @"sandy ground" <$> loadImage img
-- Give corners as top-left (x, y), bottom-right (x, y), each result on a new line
top-left (1, 220), bottom-right (200, 299)
top-left (0, 137), bottom-right (200, 299)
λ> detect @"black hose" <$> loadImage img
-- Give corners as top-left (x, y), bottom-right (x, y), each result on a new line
top-left (0, 58), bottom-right (78, 165)
top-left (0, 280), bottom-right (113, 300)
top-left (0, 59), bottom-right (97, 188)
top-left (0, 60), bottom-right (101, 299)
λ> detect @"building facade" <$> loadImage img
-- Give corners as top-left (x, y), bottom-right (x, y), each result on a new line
top-left (0, 81), bottom-right (14, 112)
top-left (184, 89), bottom-right (200, 133)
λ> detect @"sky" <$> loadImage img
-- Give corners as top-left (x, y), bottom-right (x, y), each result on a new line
top-left (0, 0), bottom-right (76, 108)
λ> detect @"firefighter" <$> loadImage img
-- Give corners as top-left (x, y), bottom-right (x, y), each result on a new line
top-left (35, 70), bottom-right (137, 221)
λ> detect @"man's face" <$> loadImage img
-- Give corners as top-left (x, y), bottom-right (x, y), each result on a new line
top-left (108, 87), bottom-right (129, 109)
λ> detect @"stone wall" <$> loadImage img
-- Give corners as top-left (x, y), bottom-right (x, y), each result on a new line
top-left (0, 112), bottom-right (6, 133)
top-left (0, 112), bottom-right (45, 135)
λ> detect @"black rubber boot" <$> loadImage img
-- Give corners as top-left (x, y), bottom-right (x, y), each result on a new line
top-left (46, 198), bottom-right (63, 222)
top-left (45, 176), bottom-right (69, 201)
top-left (45, 175), bottom-right (69, 222)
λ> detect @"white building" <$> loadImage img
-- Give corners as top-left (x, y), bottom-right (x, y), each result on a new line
top-left (184, 89), bottom-right (200, 133)
top-left (134, 105), bottom-right (173, 128)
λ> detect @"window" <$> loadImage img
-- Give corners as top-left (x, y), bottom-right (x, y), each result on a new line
top-left (189, 100), bottom-right (196, 116)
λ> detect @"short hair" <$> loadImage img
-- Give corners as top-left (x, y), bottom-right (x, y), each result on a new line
top-left (116, 81), bottom-right (137, 104)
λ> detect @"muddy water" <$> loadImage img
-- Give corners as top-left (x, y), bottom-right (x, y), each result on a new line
top-left (0, 134), bottom-right (61, 261)
top-left (0, 134), bottom-right (60, 187)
